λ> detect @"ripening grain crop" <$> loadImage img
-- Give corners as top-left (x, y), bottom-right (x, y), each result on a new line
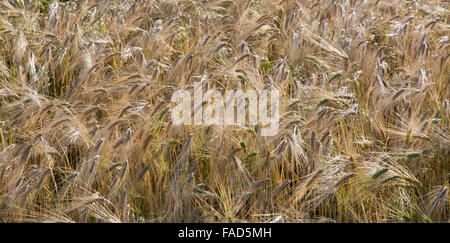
top-left (0, 0), bottom-right (448, 223)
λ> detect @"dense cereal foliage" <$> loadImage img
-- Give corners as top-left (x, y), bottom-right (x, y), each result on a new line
top-left (0, 0), bottom-right (448, 222)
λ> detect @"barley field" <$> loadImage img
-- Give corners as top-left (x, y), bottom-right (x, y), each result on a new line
top-left (0, 0), bottom-right (448, 223)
